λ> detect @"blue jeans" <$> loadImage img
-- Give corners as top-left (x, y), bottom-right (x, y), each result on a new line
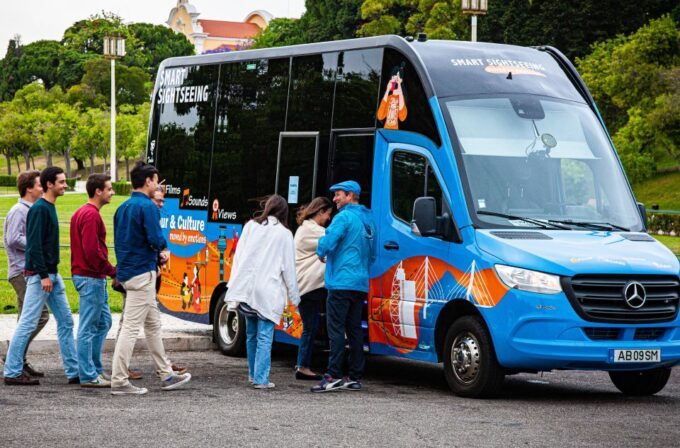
top-left (244, 314), bottom-right (275, 385)
top-left (4, 274), bottom-right (78, 379)
top-left (296, 288), bottom-right (326, 369)
top-left (74, 276), bottom-right (112, 383)
top-left (325, 290), bottom-right (366, 381)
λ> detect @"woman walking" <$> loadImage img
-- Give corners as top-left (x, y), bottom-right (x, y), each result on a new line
top-left (294, 197), bottom-right (333, 380)
top-left (226, 195), bottom-right (300, 389)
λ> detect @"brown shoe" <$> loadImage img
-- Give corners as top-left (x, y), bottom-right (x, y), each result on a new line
top-left (23, 362), bottom-right (45, 378)
top-left (128, 368), bottom-right (143, 380)
top-left (5, 373), bottom-right (40, 386)
top-left (171, 363), bottom-right (187, 375)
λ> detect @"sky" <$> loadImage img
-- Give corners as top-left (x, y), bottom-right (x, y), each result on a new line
top-left (0, 0), bottom-right (306, 57)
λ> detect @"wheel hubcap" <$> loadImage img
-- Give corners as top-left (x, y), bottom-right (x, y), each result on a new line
top-left (218, 306), bottom-right (238, 345)
top-left (451, 332), bottom-right (481, 384)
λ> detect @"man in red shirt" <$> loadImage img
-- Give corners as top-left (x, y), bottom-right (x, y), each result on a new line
top-left (71, 174), bottom-right (117, 388)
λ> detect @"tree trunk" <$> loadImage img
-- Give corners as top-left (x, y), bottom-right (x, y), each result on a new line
top-left (23, 151), bottom-right (30, 170)
top-left (125, 158), bottom-right (130, 180)
top-left (30, 155), bottom-right (36, 169)
top-left (75, 157), bottom-right (85, 171)
top-left (64, 149), bottom-right (72, 179)
top-left (15, 157), bottom-right (20, 173)
top-left (5, 154), bottom-right (11, 175)
top-left (43, 148), bottom-right (53, 167)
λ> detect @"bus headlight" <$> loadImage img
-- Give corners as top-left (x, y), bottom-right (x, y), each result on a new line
top-left (494, 265), bottom-right (562, 295)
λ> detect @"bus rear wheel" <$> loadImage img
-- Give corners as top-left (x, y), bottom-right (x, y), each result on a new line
top-left (213, 294), bottom-right (246, 357)
top-left (608, 368), bottom-right (671, 396)
top-left (443, 315), bottom-right (505, 398)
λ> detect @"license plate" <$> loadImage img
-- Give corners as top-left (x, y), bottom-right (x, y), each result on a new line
top-left (610, 349), bottom-right (661, 363)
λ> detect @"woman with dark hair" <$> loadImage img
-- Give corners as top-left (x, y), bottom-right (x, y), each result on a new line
top-left (226, 195), bottom-right (300, 389)
top-left (294, 197), bottom-right (333, 380)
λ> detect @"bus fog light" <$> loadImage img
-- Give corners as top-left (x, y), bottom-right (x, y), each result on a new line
top-left (494, 265), bottom-right (562, 294)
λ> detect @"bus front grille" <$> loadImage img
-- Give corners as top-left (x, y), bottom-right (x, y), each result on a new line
top-left (563, 275), bottom-right (680, 323)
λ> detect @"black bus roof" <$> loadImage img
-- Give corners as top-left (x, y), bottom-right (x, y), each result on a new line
top-left (157, 35), bottom-right (587, 104)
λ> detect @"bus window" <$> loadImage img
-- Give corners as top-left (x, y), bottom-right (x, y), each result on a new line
top-left (333, 49), bottom-right (382, 129)
top-left (391, 150), bottom-right (445, 223)
top-left (330, 133), bottom-right (374, 207)
top-left (380, 49), bottom-right (441, 147)
top-left (287, 53), bottom-right (336, 132)
top-left (209, 58), bottom-right (290, 225)
top-left (155, 64), bottom-right (219, 209)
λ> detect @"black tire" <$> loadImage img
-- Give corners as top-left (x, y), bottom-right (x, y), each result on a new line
top-left (212, 294), bottom-right (246, 357)
top-left (608, 368), bottom-right (671, 396)
top-left (443, 315), bottom-right (505, 398)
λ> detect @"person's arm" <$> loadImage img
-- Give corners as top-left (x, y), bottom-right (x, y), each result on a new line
top-left (80, 212), bottom-right (116, 278)
top-left (4, 208), bottom-right (27, 251)
top-left (316, 213), bottom-right (348, 258)
top-left (282, 233), bottom-right (301, 307)
top-left (25, 206), bottom-right (48, 278)
top-left (142, 202), bottom-right (167, 252)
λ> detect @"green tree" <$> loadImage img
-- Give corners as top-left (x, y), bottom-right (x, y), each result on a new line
top-left (81, 58), bottom-right (150, 106)
top-left (0, 103), bottom-right (19, 174)
top-left (252, 18), bottom-right (308, 49)
top-left (0, 39), bottom-right (23, 101)
top-left (72, 107), bottom-right (108, 175)
top-left (117, 103), bottom-right (149, 179)
top-left (127, 23), bottom-right (194, 77)
top-left (17, 40), bottom-right (62, 90)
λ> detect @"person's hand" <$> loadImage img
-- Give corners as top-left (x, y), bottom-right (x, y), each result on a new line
top-left (159, 250), bottom-right (170, 264)
top-left (41, 277), bottom-right (53, 293)
top-left (112, 278), bottom-right (121, 289)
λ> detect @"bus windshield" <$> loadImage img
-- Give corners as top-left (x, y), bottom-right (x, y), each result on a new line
top-left (446, 94), bottom-right (643, 231)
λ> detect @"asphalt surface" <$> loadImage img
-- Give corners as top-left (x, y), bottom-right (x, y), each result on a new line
top-left (2, 347), bottom-right (679, 447)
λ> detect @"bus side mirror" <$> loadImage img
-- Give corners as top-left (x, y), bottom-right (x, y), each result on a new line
top-left (412, 197), bottom-right (437, 236)
top-left (637, 202), bottom-right (647, 230)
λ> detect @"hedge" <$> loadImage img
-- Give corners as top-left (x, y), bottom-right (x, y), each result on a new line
top-left (1, 175), bottom-right (78, 190)
top-left (648, 212), bottom-right (680, 236)
top-left (113, 181), bottom-right (132, 196)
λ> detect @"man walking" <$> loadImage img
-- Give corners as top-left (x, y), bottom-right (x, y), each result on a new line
top-left (4, 167), bottom-right (79, 386)
top-left (2, 170), bottom-right (49, 379)
top-left (111, 162), bottom-right (191, 395)
top-left (311, 180), bottom-right (375, 393)
top-left (71, 174), bottom-right (116, 388)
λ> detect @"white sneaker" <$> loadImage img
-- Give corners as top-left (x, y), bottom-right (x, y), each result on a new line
top-left (111, 383), bottom-right (148, 395)
top-left (81, 375), bottom-right (111, 388)
top-left (253, 382), bottom-right (275, 389)
top-left (161, 372), bottom-right (192, 391)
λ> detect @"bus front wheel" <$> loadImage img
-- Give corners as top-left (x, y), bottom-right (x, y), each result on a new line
top-left (608, 368), bottom-right (671, 396)
top-left (443, 315), bottom-right (505, 398)
top-left (213, 294), bottom-right (246, 357)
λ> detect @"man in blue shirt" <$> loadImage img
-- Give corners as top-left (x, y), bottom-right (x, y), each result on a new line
top-left (110, 162), bottom-right (191, 395)
top-left (311, 180), bottom-right (375, 393)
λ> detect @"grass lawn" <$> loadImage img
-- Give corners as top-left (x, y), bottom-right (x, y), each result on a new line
top-left (654, 235), bottom-right (680, 256)
top-left (1, 193), bottom-right (127, 314)
top-left (633, 172), bottom-right (680, 211)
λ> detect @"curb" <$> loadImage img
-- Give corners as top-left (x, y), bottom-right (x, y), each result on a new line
top-left (0, 335), bottom-right (216, 357)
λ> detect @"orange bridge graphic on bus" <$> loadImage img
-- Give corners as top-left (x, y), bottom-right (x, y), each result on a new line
top-left (369, 256), bottom-right (509, 353)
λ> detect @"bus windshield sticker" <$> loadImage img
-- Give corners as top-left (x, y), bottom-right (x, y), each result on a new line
top-left (377, 63), bottom-right (408, 130)
top-left (288, 176), bottom-right (299, 204)
top-left (450, 58), bottom-right (547, 78)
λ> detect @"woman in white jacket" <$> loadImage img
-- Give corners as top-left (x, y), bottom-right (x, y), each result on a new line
top-left (294, 197), bottom-right (333, 380)
top-left (225, 195), bottom-right (300, 389)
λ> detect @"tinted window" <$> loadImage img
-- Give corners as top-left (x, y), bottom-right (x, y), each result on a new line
top-left (155, 64), bottom-right (219, 210)
top-left (287, 53), bottom-right (336, 132)
top-left (330, 134), bottom-right (374, 207)
top-left (392, 151), bottom-right (444, 222)
top-left (333, 49), bottom-right (382, 129)
top-left (209, 58), bottom-right (290, 224)
top-left (380, 49), bottom-right (441, 146)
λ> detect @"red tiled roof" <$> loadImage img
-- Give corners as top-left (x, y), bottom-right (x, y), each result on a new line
top-left (198, 19), bottom-right (261, 39)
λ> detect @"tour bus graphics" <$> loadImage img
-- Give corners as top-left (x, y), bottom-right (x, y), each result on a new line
top-left (148, 35), bottom-right (680, 397)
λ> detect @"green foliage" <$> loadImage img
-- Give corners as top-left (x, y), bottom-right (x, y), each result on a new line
top-left (0, 39), bottom-right (23, 101)
top-left (0, 174), bottom-right (17, 187)
top-left (112, 180), bottom-right (132, 196)
top-left (648, 212), bottom-right (680, 235)
top-left (81, 58), bottom-right (150, 106)
top-left (16, 40), bottom-right (62, 90)
top-left (251, 18), bottom-right (308, 49)
top-left (577, 16), bottom-right (680, 183)
top-left (127, 23), bottom-right (194, 77)
top-left (633, 172), bottom-right (680, 211)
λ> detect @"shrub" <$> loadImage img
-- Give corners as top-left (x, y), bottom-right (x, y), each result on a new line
top-left (113, 181), bottom-right (132, 196)
top-left (648, 212), bottom-right (680, 235)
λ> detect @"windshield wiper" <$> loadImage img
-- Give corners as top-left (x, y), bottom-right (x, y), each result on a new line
top-left (547, 219), bottom-right (629, 232)
top-left (477, 211), bottom-right (570, 230)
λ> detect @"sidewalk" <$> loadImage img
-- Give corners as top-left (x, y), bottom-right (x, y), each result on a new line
top-left (0, 312), bottom-right (214, 356)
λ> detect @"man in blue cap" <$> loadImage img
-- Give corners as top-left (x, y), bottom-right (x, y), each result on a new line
top-left (311, 180), bottom-right (375, 393)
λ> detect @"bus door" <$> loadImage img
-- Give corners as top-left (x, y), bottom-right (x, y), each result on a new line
top-left (328, 129), bottom-right (375, 207)
top-left (275, 131), bottom-right (319, 229)
top-left (370, 143), bottom-right (453, 356)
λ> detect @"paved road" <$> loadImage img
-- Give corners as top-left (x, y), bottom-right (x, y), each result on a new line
top-left (2, 348), bottom-right (679, 447)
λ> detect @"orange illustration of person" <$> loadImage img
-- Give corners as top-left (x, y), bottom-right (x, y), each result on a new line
top-left (190, 265), bottom-right (201, 312)
top-left (211, 198), bottom-right (219, 221)
top-left (377, 66), bottom-right (407, 130)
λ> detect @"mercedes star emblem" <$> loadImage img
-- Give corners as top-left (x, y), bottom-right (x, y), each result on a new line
top-left (623, 281), bottom-right (646, 309)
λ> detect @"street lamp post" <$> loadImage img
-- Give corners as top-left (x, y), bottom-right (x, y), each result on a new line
top-left (461, 0), bottom-right (488, 42)
top-left (103, 34), bottom-right (125, 181)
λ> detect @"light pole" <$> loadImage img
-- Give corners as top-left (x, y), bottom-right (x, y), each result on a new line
top-left (462, 0), bottom-right (488, 42)
top-left (103, 34), bottom-right (125, 181)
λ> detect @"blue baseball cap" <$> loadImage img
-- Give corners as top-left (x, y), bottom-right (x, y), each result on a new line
top-left (329, 180), bottom-right (361, 196)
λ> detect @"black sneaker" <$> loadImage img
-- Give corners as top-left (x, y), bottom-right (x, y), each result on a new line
top-left (310, 374), bottom-right (343, 393)
top-left (23, 362), bottom-right (45, 377)
top-left (342, 378), bottom-right (362, 391)
top-left (67, 376), bottom-right (80, 385)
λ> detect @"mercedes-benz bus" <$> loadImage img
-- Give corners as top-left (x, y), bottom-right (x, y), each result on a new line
top-left (146, 35), bottom-right (679, 397)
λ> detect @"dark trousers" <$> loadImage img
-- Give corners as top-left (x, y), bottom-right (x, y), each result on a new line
top-left (296, 288), bottom-right (326, 369)
top-left (325, 289), bottom-right (366, 381)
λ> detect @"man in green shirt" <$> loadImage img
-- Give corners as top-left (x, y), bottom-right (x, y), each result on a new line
top-left (4, 167), bottom-right (79, 386)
